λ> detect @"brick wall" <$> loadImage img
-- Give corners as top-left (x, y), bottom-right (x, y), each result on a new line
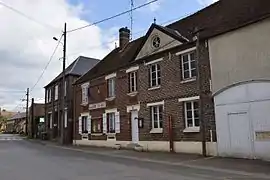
top-left (137, 41), bottom-right (216, 142)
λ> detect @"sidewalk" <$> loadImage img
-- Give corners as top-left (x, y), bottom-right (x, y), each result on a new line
top-left (30, 139), bottom-right (270, 178)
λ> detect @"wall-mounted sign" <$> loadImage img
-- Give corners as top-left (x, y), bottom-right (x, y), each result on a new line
top-left (256, 131), bottom-right (270, 141)
top-left (89, 102), bottom-right (106, 110)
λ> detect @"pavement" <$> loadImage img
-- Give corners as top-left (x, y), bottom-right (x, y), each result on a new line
top-left (1, 134), bottom-right (270, 180)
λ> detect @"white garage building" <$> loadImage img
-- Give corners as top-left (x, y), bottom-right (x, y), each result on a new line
top-left (209, 15), bottom-right (270, 160)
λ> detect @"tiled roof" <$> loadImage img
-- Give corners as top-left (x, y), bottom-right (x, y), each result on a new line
top-left (75, 0), bottom-right (270, 84)
top-left (8, 112), bottom-right (26, 121)
top-left (45, 56), bottom-right (100, 87)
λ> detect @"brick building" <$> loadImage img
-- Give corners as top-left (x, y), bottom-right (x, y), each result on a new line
top-left (73, 4), bottom-right (218, 155)
top-left (44, 56), bottom-right (99, 144)
top-left (28, 102), bottom-right (45, 138)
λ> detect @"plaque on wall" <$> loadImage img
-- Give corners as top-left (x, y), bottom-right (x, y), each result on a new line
top-left (89, 102), bottom-right (106, 110)
top-left (255, 131), bottom-right (270, 141)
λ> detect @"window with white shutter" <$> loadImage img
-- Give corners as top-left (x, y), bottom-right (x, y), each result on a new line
top-left (78, 116), bottom-right (82, 134)
top-left (55, 85), bottom-right (59, 100)
top-left (64, 109), bottom-right (68, 128)
top-left (87, 115), bottom-right (91, 134)
top-left (115, 111), bottom-right (120, 133)
top-left (102, 113), bottom-right (107, 134)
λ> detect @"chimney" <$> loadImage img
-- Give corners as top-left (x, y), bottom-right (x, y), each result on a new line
top-left (119, 27), bottom-right (130, 49)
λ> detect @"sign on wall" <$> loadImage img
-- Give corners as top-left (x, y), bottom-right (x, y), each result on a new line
top-left (89, 102), bottom-right (106, 110)
top-left (256, 131), bottom-right (270, 141)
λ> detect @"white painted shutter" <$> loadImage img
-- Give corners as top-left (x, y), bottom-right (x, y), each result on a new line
top-left (87, 115), bottom-right (91, 134)
top-left (102, 113), bottom-right (107, 134)
top-left (115, 111), bottom-right (120, 133)
top-left (78, 116), bottom-right (82, 134)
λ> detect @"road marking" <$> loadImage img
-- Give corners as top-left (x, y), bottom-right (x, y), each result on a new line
top-left (44, 144), bottom-right (270, 179)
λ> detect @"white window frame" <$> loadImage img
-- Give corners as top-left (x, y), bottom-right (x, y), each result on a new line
top-left (183, 100), bottom-right (200, 132)
top-left (54, 85), bottom-right (58, 100)
top-left (129, 71), bottom-right (137, 92)
top-left (150, 63), bottom-right (161, 87)
top-left (107, 78), bottom-right (115, 98)
top-left (147, 101), bottom-right (164, 133)
top-left (48, 112), bottom-right (52, 129)
top-left (81, 115), bottom-right (88, 133)
top-left (181, 51), bottom-right (196, 80)
top-left (81, 83), bottom-right (89, 105)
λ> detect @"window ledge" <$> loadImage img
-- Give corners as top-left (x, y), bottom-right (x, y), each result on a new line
top-left (183, 127), bottom-right (200, 133)
top-left (81, 103), bottom-right (88, 106)
top-left (150, 128), bottom-right (163, 134)
top-left (106, 97), bottom-right (116, 101)
top-left (148, 86), bottom-right (161, 91)
top-left (127, 91), bottom-right (138, 97)
top-left (181, 78), bottom-right (196, 84)
top-left (91, 133), bottom-right (103, 136)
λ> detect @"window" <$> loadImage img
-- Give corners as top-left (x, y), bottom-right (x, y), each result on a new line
top-left (150, 105), bottom-right (163, 129)
top-left (54, 85), bottom-right (58, 100)
top-left (48, 113), bottom-right (52, 129)
top-left (129, 71), bottom-right (137, 92)
top-left (64, 80), bottom-right (67, 97)
top-left (181, 51), bottom-right (196, 79)
top-left (81, 116), bottom-right (88, 133)
top-left (107, 112), bottom-right (115, 133)
top-left (91, 119), bottom-right (102, 133)
top-left (47, 89), bottom-right (51, 103)
top-left (107, 78), bottom-right (115, 98)
top-left (184, 101), bottom-right (199, 128)
top-left (64, 109), bottom-right (68, 128)
top-left (81, 83), bottom-right (89, 105)
top-left (150, 64), bottom-right (161, 87)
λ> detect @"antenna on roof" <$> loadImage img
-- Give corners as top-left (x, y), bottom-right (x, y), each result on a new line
top-left (154, 17), bottom-right (157, 24)
top-left (130, 0), bottom-right (134, 40)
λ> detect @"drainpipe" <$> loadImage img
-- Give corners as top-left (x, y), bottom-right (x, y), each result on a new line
top-left (168, 115), bottom-right (174, 153)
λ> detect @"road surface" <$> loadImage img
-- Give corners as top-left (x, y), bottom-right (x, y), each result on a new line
top-left (0, 134), bottom-right (268, 180)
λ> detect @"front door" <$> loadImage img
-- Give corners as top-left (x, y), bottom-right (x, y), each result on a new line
top-left (131, 110), bottom-right (139, 143)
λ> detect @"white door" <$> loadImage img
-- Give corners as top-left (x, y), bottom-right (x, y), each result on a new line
top-left (228, 111), bottom-right (253, 158)
top-left (131, 110), bottom-right (139, 143)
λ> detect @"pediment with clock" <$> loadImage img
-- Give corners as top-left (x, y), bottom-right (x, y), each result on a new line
top-left (135, 24), bottom-right (189, 61)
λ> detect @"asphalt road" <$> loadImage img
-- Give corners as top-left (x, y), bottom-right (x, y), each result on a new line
top-left (0, 134), bottom-right (268, 180)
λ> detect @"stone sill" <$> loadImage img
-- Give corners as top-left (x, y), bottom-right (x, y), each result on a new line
top-left (181, 78), bottom-right (196, 84)
top-left (105, 97), bottom-right (116, 101)
top-left (91, 133), bottom-right (103, 136)
top-left (127, 91), bottom-right (138, 97)
top-left (183, 127), bottom-right (200, 133)
top-left (148, 86), bottom-right (161, 91)
top-left (150, 128), bottom-right (163, 134)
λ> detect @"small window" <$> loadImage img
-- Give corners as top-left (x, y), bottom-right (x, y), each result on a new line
top-left (81, 116), bottom-right (88, 133)
top-left (91, 119), bottom-right (102, 133)
top-left (129, 71), bottom-right (137, 92)
top-left (181, 51), bottom-right (196, 80)
top-left (107, 78), bottom-right (115, 98)
top-left (149, 64), bottom-right (161, 87)
top-left (81, 83), bottom-right (89, 105)
top-left (184, 101), bottom-right (199, 128)
top-left (54, 85), bottom-right (58, 100)
top-left (107, 112), bottom-right (115, 133)
top-left (150, 105), bottom-right (163, 129)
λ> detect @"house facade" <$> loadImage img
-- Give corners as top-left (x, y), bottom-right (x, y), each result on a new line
top-left (73, 12), bottom-right (216, 155)
top-left (6, 112), bottom-right (26, 133)
top-left (44, 56), bottom-right (99, 144)
top-left (208, 0), bottom-right (270, 160)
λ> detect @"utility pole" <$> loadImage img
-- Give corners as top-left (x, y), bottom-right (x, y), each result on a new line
top-left (31, 98), bottom-right (34, 138)
top-left (25, 88), bottom-right (29, 136)
top-left (61, 22), bottom-right (67, 144)
top-left (194, 27), bottom-right (207, 157)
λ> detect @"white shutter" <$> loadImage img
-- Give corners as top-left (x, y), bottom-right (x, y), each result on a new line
top-left (87, 115), bottom-right (91, 134)
top-left (115, 111), bottom-right (120, 133)
top-left (102, 113), bottom-right (107, 134)
top-left (78, 116), bottom-right (82, 134)
top-left (49, 114), bottom-right (52, 129)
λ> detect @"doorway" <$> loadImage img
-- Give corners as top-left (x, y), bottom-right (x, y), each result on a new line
top-left (131, 110), bottom-right (139, 144)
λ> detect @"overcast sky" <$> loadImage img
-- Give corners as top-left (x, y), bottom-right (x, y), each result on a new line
top-left (0, 0), bottom-right (218, 111)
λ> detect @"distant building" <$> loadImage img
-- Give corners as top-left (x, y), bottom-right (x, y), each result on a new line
top-left (6, 112), bottom-right (26, 133)
top-left (28, 103), bottom-right (45, 138)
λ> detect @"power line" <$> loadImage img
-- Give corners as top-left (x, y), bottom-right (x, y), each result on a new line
top-left (67, 0), bottom-right (158, 33)
top-left (30, 34), bottom-right (63, 92)
top-left (0, 1), bottom-right (58, 32)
